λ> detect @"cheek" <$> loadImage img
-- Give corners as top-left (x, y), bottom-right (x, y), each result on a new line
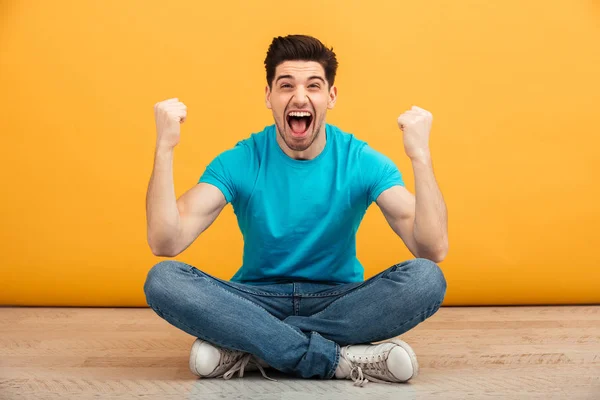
top-left (273, 97), bottom-right (290, 111)
top-left (312, 95), bottom-right (328, 111)
top-left (270, 103), bottom-right (283, 116)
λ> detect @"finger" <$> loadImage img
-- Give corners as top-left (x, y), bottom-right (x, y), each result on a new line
top-left (164, 105), bottom-right (187, 111)
top-left (399, 113), bottom-right (416, 121)
top-left (163, 107), bottom-right (187, 115)
top-left (169, 114), bottom-right (182, 122)
top-left (404, 112), bottom-right (424, 121)
top-left (412, 106), bottom-right (432, 117)
top-left (166, 101), bottom-right (186, 107)
top-left (171, 110), bottom-right (187, 117)
top-left (398, 116), bottom-right (411, 127)
top-left (412, 106), bottom-right (427, 113)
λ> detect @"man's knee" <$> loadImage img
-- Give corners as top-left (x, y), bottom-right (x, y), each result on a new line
top-left (389, 258), bottom-right (447, 306)
top-left (409, 258), bottom-right (447, 305)
top-left (143, 260), bottom-right (188, 306)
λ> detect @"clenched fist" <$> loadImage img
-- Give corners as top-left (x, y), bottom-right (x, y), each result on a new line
top-left (154, 98), bottom-right (187, 149)
top-left (397, 105), bottom-right (433, 161)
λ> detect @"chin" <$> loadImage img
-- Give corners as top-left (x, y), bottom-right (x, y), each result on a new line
top-left (275, 116), bottom-right (323, 152)
top-left (286, 127), bottom-right (319, 151)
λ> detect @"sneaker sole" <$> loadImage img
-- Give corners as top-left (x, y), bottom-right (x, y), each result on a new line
top-left (387, 338), bottom-right (419, 380)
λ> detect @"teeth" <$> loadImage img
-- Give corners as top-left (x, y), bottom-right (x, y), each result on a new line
top-left (288, 111), bottom-right (312, 117)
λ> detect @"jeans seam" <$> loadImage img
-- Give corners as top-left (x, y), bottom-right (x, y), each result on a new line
top-left (148, 302), bottom-right (241, 351)
top-left (148, 263), bottom-right (308, 343)
top-left (326, 341), bottom-right (340, 380)
top-left (309, 331), bottom-right (339, 380)
top-left (294, 263), bottom-right (404, 298)
top-left (301, 287), bottom-right (362, 298)
top-left (307, 277), bottom-right (380, 319)
top-left (185, 262), bottom-right (290, 297)
top-left (292, 283), bottom-right (296, 316)
top-left (305, 263), bottom-right (406, 319)
top-left (294, 297), bottom-right (299, 316)
top-left (201, 275), bottom-right (309, 342)
top-left (361, 301), bottom-right (443, 344)
top-left (300, 269), bottom-right (396, 298)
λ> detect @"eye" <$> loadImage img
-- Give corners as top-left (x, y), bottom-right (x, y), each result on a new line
top-left (281, 83), bottom-right (292, 88)
top-left (309, 84), bottom-right (320, 88)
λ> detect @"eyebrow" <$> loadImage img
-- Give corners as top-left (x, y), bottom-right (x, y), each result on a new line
top-left (275, 75), bottom-right (326, 84)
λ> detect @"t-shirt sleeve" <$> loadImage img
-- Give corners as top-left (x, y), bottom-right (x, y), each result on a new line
top-left (198, 142), bottom-right (249, 204)
top-left (359, 144), bottom-right (405, 205)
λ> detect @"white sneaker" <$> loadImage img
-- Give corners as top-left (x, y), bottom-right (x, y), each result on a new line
top-left (189, 339), bottom-right (276, 381)
top-left (335, 339), bottom-right (419, 387)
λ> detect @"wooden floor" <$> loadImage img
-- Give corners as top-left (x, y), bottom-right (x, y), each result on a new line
top-left (0, 306), bottom-right (599, 400)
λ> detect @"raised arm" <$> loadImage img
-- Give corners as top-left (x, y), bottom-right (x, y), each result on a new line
top-left (376, 106), bottom-right (448, 262)
top-left (146, 98), bottom-right (227, 257)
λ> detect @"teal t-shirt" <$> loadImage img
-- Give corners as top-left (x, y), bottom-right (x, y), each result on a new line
top-left (199, 123), bottom-right (404, 285)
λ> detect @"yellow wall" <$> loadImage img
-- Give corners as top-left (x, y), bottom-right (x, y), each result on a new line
top-left (1, 1), bottom-right (599, 306)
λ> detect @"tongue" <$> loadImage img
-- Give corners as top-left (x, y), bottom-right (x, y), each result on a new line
top-left (290, 118), bottom-right (308, 134)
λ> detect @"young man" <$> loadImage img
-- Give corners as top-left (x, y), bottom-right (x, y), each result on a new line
top-left (145, 34), bottom-right (448, 387)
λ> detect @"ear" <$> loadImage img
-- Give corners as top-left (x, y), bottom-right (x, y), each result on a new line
top-left (327, 85), bottom-right (338, 110)
top-left (265, 85), bottom-right (272, 109)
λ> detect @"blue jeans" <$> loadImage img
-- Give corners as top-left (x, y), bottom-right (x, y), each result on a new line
top-left (143, 258), bottom-right (447, 380)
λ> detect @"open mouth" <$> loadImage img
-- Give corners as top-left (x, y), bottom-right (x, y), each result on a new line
top-left (286, 110), bottom-right (313, 136)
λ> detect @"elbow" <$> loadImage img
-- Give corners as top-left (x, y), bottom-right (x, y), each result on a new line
top-left (417, 243), bottom-right (448, 264)
top-left (148, 242), bottom-right (178, 258)
top-left (420, 253), bottom-right (446, 263)
top-left (151, 247), bottom-right (176, 258)
top-left (148, 232), bottom-right (179, 257)
top-left (434, 244), bottom-right (449, 263)
top-left (432, 251), bottom-right (447, 263)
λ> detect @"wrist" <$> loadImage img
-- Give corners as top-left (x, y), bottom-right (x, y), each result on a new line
top-left (409, 150), bottom-right (431, 164)
top-left (155, 144), bottom-right (175, 157)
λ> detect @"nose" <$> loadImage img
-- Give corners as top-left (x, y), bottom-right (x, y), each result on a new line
top-left (292, 87), bottom-right (309, 106)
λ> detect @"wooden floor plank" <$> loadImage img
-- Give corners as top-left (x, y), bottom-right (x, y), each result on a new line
top-left (1, 306), bottom-right (598, 399)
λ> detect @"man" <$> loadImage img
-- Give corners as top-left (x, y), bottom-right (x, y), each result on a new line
top-left (145, 34), bottom-right (448, 387)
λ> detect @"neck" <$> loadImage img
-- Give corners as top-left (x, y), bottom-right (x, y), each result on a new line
top-left (276, 124), bottom-right (327, 160)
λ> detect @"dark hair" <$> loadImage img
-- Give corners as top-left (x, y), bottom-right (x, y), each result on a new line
top-left (264, 35), bottom-right (338, 89)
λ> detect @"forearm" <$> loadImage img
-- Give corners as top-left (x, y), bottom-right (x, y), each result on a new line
top-left (146, 146), bottom-right (181, 255)
top-left (411, 152), bottom-right (448, 259)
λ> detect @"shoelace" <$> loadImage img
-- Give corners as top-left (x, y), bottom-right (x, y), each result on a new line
top-left (347, 356), bottom-right (394, 387)
top-left (221, 352), bottom-right (277, 382)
